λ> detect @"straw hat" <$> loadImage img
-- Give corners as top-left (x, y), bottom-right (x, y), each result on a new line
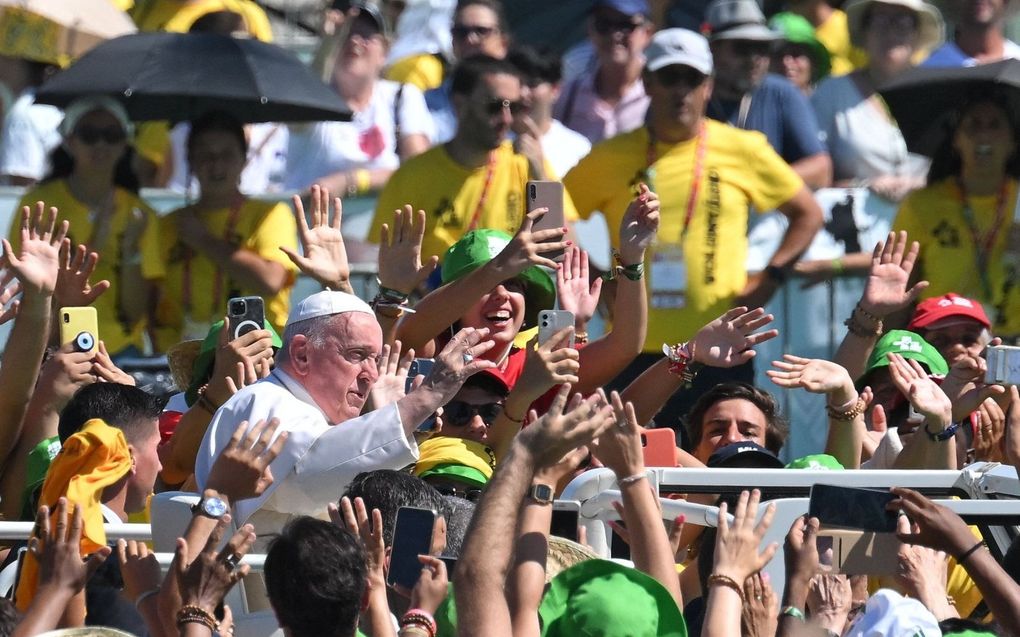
top-left (845, 0), bottom-right (944, 52)
top-left (39, 627), bottom-right (138, 636)
top-left (546, 536), bottom-right (599, 582)
top-left (166, 339), bottom-right (202, 392)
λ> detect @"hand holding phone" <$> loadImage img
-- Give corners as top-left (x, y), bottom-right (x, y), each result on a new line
top-left (550, 500), bottom-right (581, 542)
top-left (227, 296), bottom-right (265, 341)
top-left (387, 507), bottom-right (436, 590)
top-left (59, 307), bottom-right (98, 355)
top-left (538, 310), bottom-right (575, 348)
top-left (809, 484), bottom-right (897, 533)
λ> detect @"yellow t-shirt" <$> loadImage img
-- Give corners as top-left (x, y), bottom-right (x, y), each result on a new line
top-left (134, 122), bottom-right (171, 169)
top-left (385, 54), bottom-right (446, 92)
top-left (130, 0), bottom-right (273, 41)
top-left (153, 199), bottom-right (298, 351)
top-left (895, 178), bottom-right (1020, 336)
top-left (12, 181), bottom-right (164, 354)
top-left (815, 10), bottom-right (868, 76)
top-left (369, 141), bottom-right (579, 262)
top-left (564, 120), bottom-right (804, 352)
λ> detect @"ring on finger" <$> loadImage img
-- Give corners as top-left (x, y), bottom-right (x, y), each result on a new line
top-left (224, 553), bottom-right (242, 571)
top-left (462, 352), bottom-right (474, 364)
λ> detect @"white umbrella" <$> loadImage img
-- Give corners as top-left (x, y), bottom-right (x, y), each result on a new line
top-left (0, 0), bottom-right (136, 66)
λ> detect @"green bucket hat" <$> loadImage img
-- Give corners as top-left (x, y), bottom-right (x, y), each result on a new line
top-left (858, 329), bottom-right (948, 388)
top-left (768, 12), bottom-right (832, 80)
top-left (441, 229), bottom-right (555, 329)
top-left (184, 319), bottom-right (282, 406)
top-left (538, 560), bottom-right (687, 637)
top-left (786, 453), bottom-right (844, 470)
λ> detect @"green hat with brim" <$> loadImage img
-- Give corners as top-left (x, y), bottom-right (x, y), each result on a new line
top-left (786, 453), bottom-right (844, 470)
top-left (768, 12), bottom-right (832, 80)
top-left (441, 229), bottom-right (555, 329)
top-left (857, 329), bottom-right (948, 388)
top-left (538, 560), bottom-right (688, 637)
top-left (184, 319), bottom-right (282, 406)
top-left (418, 463), bottom-right (490, 488)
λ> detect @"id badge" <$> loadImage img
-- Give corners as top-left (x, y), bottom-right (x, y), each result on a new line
top-left (181, 314), bottom-right (212, 341)
top-left (650, 243), bottom-right (687, 309)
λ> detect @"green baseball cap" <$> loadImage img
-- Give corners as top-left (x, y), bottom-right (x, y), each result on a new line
top-left (786, 454), bottom-right (844, 470)
top-left (441, 229), bottom-right (555, 329)
top-left (768, 12), bottom-right (832, 80)
top-left (184, 319), bottom-right (282, 406)
top-left (858, 329), bottom-right (948, 387)
top-left (538, 560), bottom-right (687, 637)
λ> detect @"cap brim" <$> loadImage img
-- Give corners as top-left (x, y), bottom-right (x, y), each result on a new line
top-left (645, 54), bottom-right (712, 75)
top-left (710, 25), bottom-right (782, 41)
top-left (710, 450), bottom-right (784, 469)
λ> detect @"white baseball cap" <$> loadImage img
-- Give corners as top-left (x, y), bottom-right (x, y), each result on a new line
top-left (644, 28), bottom-right (714, 75)
top-left (288, 290), bottom-right (373, 325)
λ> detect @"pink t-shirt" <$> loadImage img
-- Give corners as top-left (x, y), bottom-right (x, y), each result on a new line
top-left (553, 67), bottom-right (649, 145)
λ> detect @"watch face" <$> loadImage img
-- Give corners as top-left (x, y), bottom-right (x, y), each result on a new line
top-left (532, 484), bottom-right (553, 502)
top-left (203, 497), bottom-right (228, 517)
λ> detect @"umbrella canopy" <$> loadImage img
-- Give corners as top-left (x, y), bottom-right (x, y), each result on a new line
top-left (0, 0), bottom-right (136, 67)
top-left (879, 58), bottom-right (1020, 157)
top-left (36, 32), bottom-right (352, 124)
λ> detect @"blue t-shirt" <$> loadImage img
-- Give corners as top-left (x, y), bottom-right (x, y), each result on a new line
top-left (707, 74), bottom-right (827, 164)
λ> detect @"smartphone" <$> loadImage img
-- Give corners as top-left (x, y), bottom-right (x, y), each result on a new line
top-left (59, 306), bottom-right (98, 355)
top-left (986, 345), bottom-right (1020, 385)
top-left (641, 428), bottom-right (677, 467)
top-left (808, 484), bottom-right (897, 533)
top-left (538, 310), bottom-right (575, 348)
top-left (439, 556), bottom-right (458, 577)
top-left (550, 500), bottom-right (581, 542)
top-left (406, 358), bottom-right (436, 393)
top-left (387, 507), bottom-right (436, 590)
top-left (526, 180), bottom-right (566, 259)
top-left (227, 296), bottom-right (265, 341)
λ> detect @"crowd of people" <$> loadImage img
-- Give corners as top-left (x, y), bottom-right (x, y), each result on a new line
top-left (0, 0), bottom-right (1019, 635)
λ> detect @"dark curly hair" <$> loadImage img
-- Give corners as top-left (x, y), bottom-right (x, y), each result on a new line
top-left (684, 382), bottom-right (788, 454)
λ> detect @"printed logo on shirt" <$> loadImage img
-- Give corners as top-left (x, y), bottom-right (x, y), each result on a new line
top-left (436, 198), bottom-right (459, 228)
top-left (704, 169), bottom-right (720, 285)
top-left (932, 221), bottom-right (961, 248)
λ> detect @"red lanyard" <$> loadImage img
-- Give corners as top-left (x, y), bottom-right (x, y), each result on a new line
top-left (956, 178), bottom-right (1009, 299)
top-left (182, 197), bottom-right (244, 316)
top-left (466, 152), bottom-right (497, 232)
top-left (646, 123), bottom-right (708, 241)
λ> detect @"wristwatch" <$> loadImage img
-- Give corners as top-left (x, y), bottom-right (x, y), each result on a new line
top-left (192, 496), bottom-right (229, 519)
top-left (764, 265), bottom-right (788, 284)
top-left (925, 421), bottom-right (961, 442)
top-left (527, 483), bottom-right (554, 505)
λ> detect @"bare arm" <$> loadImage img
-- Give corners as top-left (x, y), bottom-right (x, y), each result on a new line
top-left (772, 186), bottom-right (824, 268)
top-left (790, 152), bottom-right (833, 190)
top-left (886, 353), bottom-right (956, 470)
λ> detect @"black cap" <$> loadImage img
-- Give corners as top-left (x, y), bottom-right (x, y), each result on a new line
top-left (707, 441), bottom-right (784, 469)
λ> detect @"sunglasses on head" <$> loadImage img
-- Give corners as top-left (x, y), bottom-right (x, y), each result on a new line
top-left (443, 400), bottom-right (503, 426)
top-left (593, 15), bottom-right (644, 35)
top-left (436, 485), bottom-right (483, 502)
top-left (75, 126), bottom-right (127, 145)
top-left (451, 24), bottom-right (498, 40)
top-left (483, 98), bottom-right (528, 117)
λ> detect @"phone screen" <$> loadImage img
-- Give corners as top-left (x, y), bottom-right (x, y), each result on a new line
top-left (550, 508), bottom-right (580, 542)
top-left (387, 507), bottom-right (436, 589)
top-left (809, 484), bottom-right (897, 533)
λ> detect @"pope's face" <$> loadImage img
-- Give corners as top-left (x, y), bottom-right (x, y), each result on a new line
top-left (303, 313), bottom-right (383, 423)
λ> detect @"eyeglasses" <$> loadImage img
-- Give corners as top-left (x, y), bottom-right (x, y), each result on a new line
top-left (483, 98), bottom-right (528, 117)
top-left (653, 66), bottom-right (707, 89)
top-left (443, 400), bottom-right (503, 426)
top-left (593, 16), bottom-right (645, 35)
top-left (337, 347), bottom-right (382, 368)
top-left (451, 24), bottom-right (498, 40)
top-left (435, 485), bottom-right (483, 502)
top-left (75, 126), bottom-right (127, 145)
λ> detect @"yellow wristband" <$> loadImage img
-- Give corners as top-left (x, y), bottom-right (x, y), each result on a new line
top-left (355, 169), bottom-right (371, 194)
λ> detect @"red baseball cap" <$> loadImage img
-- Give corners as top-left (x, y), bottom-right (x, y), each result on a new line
top-left (908, 293), bottom-right (991, 331)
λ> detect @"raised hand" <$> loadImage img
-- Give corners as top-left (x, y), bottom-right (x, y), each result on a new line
top-left (224, 358), bottom-right (272, 395)
top-left (784, 516), bottom-right (821, 591)
top-left (366, 340), bottom-right (415, 409)
top-left (556, 247), bottom-right (601, 328)
top-left (93, 341), bottom-right (136, 385)
top-left (0, 261), bottom-right (21, 326)
top-left (859, 231), bottom-right (928, 319)
top-left (591, 391), bottom-right (645, 478)
top-left (282, 185), bottom-right (352, 292)
top-left (117, 538), bottom-right (162, 606)
top-left (767, 355), bottom-right (855, 402)
top-left (409, 555), bottom-right (450, 614)
top-left (618, 183), bottom-right (660, 265)
top-left (174, 517), bottom-right (255, 616)
top-left (31, 498), bottom-right (112, 595)
top-left (806, 573), bottom-right (853, 633)
top-left (889, 488), bottom-right (977, 559)
top-left (330, 496), bottom-right (387, 592)
top-left (378, 205), bottom-right (439, 295)
top-left (492, 208), bottom-right (569, 274)
top-left (419, 327), bottom-right (497, 403)
top-left (713, 489), bottom-right (778, 583)
top-left (205, 418), bottom-right (288, 503)
top-left (54, 240), bottom-right (110, 309)
top-left (895, 515), bottom-right (957, 620)
top-left (689, 307), bottom-right (778, 368)
top-left (2, 202), bottom-right (68, 296)
top-left (517, 384), bottom-right (615, 468)
top-left (512, 328), bottom-right (580, 404)
top-left (887, 353), bottom-right (952, 425)
top-left (205, 320), bottom-right (276, 405)
top-left (742, 571), bottom-right (779, 637)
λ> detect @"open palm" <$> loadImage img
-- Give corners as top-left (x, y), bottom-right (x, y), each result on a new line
top-left (2, 203), bottom-right (67, 295)
top-left (283, 186), bottom-right (351, 291)
top-left (689, 307), bottom-right (778, 367)
top-left (860, 231), bottom-right (927, 317)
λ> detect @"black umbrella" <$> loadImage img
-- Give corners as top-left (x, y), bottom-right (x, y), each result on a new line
top-left (879, 58), bottom-right (1020, 157)
top-left (36, 32), bottom-right (351, 123)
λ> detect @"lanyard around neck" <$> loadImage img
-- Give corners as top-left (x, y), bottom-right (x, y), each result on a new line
top-left (646, 123), bottom-right (709, 241)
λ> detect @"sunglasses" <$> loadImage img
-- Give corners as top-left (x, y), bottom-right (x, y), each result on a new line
top-left (593, 16), bottom-right (645, 35)
top-left (451, 24), bottom-right (498, 40)
top-left (730, 40), bottom-right (773, 58)
top-left (436, 485), bottom-right (483, 502)
top-left (75, 126), bottom-right (127, 145)
top-left (483, 98), bottom-right (528, 117)
top-left (653, 66), bottom-right (708, 88)
top-left (443, 400), bottom-right (503, 426)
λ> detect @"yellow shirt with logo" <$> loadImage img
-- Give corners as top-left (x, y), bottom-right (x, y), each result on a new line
top-left (153, 199), bottom-right (298, 351)
top-left (564, 120), bottom-right (803, 352)
top-left (130, 0), bottom-right (273, 41)
top-left (369, 141), bottom-right (579, 262)
top-left (13, 181), bottom-right (164, 354)
top-left (895, 178), bottom-right (1020, 336)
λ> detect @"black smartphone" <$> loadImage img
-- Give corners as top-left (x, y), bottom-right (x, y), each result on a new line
top-left (227, 296), bottom-right (265, 341)
top-left (550, 500), bottom-right (581, 542)
top-left (808, 484), bottom-right (897, 533)
top-left (387, 507), bottom-right (436, 589)
top-left (406, 358), bottom-right (436, 393)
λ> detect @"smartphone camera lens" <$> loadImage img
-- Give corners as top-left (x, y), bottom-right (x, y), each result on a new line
top-left (63, 313), bottom-right (69, 323)
top-left (530, 184), bottom-right (536, 198)
top-left (230, 300), bottom-right (246, 315)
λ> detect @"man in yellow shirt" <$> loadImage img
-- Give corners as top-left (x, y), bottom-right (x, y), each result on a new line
top-left (565, 28), bottom-right (822, 431)
top-left (370, 55), bottom-right (577, 265)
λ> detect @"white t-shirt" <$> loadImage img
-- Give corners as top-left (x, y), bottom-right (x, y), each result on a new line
top-left (542, 119), bottom-right (591, 179)
top-left (811, 75), bottom-right (929, 183)
top-left (0, 90), bottom-right (62, 182)
top-left (168, 122), bottom-right (289, 196)
top-left (285, 79), bottom-right (434, 191)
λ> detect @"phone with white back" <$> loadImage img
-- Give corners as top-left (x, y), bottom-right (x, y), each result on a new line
top-left (986, 345), bottom-right (1020, 385)
top-left (538, 310), bottom-right (575, 348)
top-left (550, 500), bottom-right (581, 542)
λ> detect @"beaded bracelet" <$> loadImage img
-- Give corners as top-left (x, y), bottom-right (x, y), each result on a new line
top-left (826, 396), bottom-right (867, 422)
top-left (176, 604), bottom-right (218, 631)
top-left (706, 573), bottom-right (744, 601)
top-left (400, 609), bottom-right (437, 637)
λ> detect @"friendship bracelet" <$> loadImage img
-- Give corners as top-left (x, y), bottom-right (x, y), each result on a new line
top-left (707, 573), bottom-right (744, 601)
top-left (956, 540), bottom-right (986, 564)
top-left (781, 606), bottom-right (805, 620)
top-left (134, 587), bottom-right (160, 610)
top-left (618, 473), bottom-right (647, 486)
top-left (176, 605), bottom-right (218, 631)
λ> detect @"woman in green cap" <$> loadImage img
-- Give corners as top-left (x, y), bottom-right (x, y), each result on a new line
top-left (769, 12), bottom-right (832, 96)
